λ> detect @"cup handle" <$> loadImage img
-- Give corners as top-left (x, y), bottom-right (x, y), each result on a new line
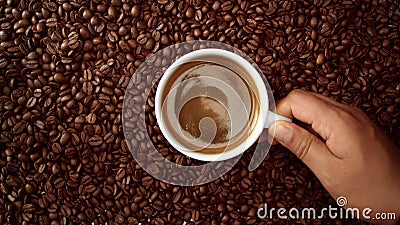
top-left (265, 111), bottom-right (292, 128)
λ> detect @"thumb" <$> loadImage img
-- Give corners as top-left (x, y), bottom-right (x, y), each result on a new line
top-left (269, 121), bottom-right (335, 172)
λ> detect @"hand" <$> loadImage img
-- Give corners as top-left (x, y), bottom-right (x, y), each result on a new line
top-left (268, 89), bottom-right (400, 225)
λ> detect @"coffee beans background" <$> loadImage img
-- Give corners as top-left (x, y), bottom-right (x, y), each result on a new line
top-left (0, 0), bottom-right (399, 224)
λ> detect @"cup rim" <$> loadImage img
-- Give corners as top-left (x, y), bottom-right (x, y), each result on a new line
top-left (155, 48), bottom-right (269, 161)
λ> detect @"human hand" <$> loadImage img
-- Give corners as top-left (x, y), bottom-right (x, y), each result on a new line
top-left (268, 89), bottom-right (400, 225)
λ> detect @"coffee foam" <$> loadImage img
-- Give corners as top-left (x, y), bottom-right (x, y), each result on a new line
top-left (161, 61), bottom-right (259, 154)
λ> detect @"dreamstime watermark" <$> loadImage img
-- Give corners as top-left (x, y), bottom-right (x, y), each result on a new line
top-left (257, 196), bottom-right (397, 221)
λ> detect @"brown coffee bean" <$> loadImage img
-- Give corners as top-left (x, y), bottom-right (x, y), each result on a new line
top-left (297, 15), bottom-right (306, 27)
top-left (310, 17), bottom-right (318, 27)
top-left (104, 133), bottom-right (115, 144)
top-left (52, 163), bottom-right (61, 174)
top-left (379, 26), bottom-right (390, 35)
top-left (52, 143), bottom-right (62, 153)
top-left (61, 57), bottom-right (73, 64)
top-left (27, 52), bottom-right (38, 60)
top-left (0, 30), bottom-right (7, 41)
top-left (65, 147), bottom-right (76, 158)
top-left (84, 184), bottom-right (96, 193)
top-left (141, 176), bottom-right (153, 186)
top-left (12, 121), bottom-right (25, 134)
top-left (108, 31), bottom-right (118, 42)
top-left (335, 45), bottom-right (345, 52)
top-left (45, 18), bottom-right (58, 27)
top-left (26, 97), bottom-right (37, 108)
top-left (131, 5), bottom-right (140, 17)
top-left (60, 205), bottom-right (71, 217)
top-left (45, 2), bottom-right (57, 11)
top-left (25, 183), bottom-right (35, 194)
top-left (86, 113), bottom-right (96, 124)
top-left (53, 73), bottom-right (65, 83)
top-left (60, 131), bottom-right (71, 146)
top-left (137, 34), bottom-right (148, 45)
top-left (186, 7), bottom-right (194, 18)
top-left (316, 53), bottom-right (325, 65)
top-left (247, 39), bottom-right (258, 50)
top-left (221, 1), bottom-right (233, 11)
top-left (89, 135), bottom-right (103, 146)
top-left (194, 10), bottom-right (202, 21)
top-left (0, 58), bottom-right (8, 68)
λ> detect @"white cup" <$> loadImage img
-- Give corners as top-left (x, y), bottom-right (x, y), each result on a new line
top-left (155, 49), bottom-right (291, 161)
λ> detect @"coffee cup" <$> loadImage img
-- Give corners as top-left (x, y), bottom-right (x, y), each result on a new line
top-left (155, 49), bottom-right (291, 161)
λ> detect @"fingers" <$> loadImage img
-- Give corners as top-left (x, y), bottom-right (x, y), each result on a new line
top-left (308, 92), bottom-right (362, 118)
top-left (274, 89), bottom-right (344, 141)
top-left (308, 92), bottom-right (346, 109)
top-left (268, 120), bottom-right (337, 174)
top-left (259, 90), bottom-right (346, 145)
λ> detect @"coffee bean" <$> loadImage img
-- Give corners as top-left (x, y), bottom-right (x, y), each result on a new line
top-left (141, 176), bottom-right (153, 186)
top-left (186, 7), bottom-right (194, 18)
top-left (0, 30), bottom-right (7, 41)
top-left (137, 34), bottom-right (148, 45)
top-left (60, 131), bottom-right (71, 146)
top-left (316, 53), bottom-right (325, 65)
top-left (0, 58), bottom-right (8, 68)
top-left (144, 38), bottom-right (155, 50)
top-left (84, 184), bottom-right (96, 193)
top-left (26, 97), bottom-right (37, 108)
top-left (86, 113), bottom-right (96, 124)
top-left (104, 133), bottom-right (115, 144)
top-left (335, 45), bottom-right (345, 52)
top-left (45, 2), bottom-right (57, 11)
top-left (61, 57), bottom-right (73, 64)
top-left (108, 31), bottom-right (118, 42)
top-left (221, 1), bottom-right (233, 11)
top-left (25, 183), bottom-right (35, 194)
top-left (52, 163), bottom-right (61, 174)
top-left (89, 135), bottom-right (103, 146)
top-left (310, 17), bottom-right (318, 27)
top-left (195, 10), bottom-right (202, 21)
top-left (158, 0), bottom-right (168, 4)
top-left (52, 143), bottom-right (62, 153)
top-left (297, 15), bottom-right (306, 27)
top-left (379, 26), bottom-right (390, 35)
top-left (45, 18), bottom-right (58, 27)
top-left (131, 5), bottom-right (140, 17)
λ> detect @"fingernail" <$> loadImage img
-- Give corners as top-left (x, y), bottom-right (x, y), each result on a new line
top-left (273, 124), bottom-right (293, 144)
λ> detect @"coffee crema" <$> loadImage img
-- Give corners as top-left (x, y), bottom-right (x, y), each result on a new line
top-left (161, 61), bottom-right (260, 154)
